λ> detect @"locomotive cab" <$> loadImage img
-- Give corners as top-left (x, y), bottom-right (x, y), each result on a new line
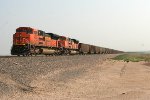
top-left (13, 27), bottom-right (39, 45)
top-left (11, 27), bottom-right (39, 56)
top-left (71, 39), bottom-right (79, 50)
top-left (58, 36), bottom-right (68, 48)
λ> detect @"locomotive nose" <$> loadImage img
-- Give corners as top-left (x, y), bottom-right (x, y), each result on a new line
top-left (14, 32), bottom-right (30, 45)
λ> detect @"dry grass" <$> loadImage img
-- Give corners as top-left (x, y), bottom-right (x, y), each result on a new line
top-left (113, 53), bottom-right (150, 62)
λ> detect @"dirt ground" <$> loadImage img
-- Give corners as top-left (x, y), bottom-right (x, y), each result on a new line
top-left (1, 55), bottom-right (150, 100)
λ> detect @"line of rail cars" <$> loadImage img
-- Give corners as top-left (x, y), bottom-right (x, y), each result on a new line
top-left (11, 27), bottom-right (123, 56)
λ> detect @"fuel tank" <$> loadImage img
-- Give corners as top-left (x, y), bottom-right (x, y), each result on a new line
top-left (40, 48), bottom-right (56, 54)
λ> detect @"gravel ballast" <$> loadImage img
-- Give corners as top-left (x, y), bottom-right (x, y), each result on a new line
top-left (1, 54), bottom-right (150, 100)
top-left (0, 54), bottom-right (116, 99)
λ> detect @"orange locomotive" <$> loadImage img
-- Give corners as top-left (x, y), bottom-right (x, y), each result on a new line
top-left (11, 27), bottom-right (79, 56)
top-left (58, 36), bottom-right (79, 54)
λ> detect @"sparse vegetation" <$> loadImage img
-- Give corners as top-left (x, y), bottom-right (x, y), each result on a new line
top-left (113, 54), bottom-right (150, 62)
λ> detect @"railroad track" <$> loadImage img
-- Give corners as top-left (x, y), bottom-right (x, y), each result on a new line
top-left (0, 55), bottom-right (48, 58)
top-left (0, 54), bottom-right (94, 58)
top-left (0, 56), bottom-right (17, 58)
top-left (0, 54), bottom-right (118, 58)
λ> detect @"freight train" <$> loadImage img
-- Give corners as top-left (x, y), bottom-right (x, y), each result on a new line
top-left (11, 27), bottom-right (123, 56)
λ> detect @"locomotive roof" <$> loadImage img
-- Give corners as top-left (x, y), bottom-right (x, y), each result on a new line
top-left (71, 39), bottom-right (79, 43)
top-left (46, 33), bottom-right (59, 37)
top-left (17, 27), bottom-right (38, 31)
top-left (46, 33), bottom-right (60, 40)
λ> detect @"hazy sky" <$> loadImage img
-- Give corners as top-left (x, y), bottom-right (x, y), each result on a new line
top-left (0, 0), bottom-right (150, 55)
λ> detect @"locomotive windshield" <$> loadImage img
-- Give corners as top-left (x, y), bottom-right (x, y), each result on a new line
top-left (16, 28), bottom-right (33, 34)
